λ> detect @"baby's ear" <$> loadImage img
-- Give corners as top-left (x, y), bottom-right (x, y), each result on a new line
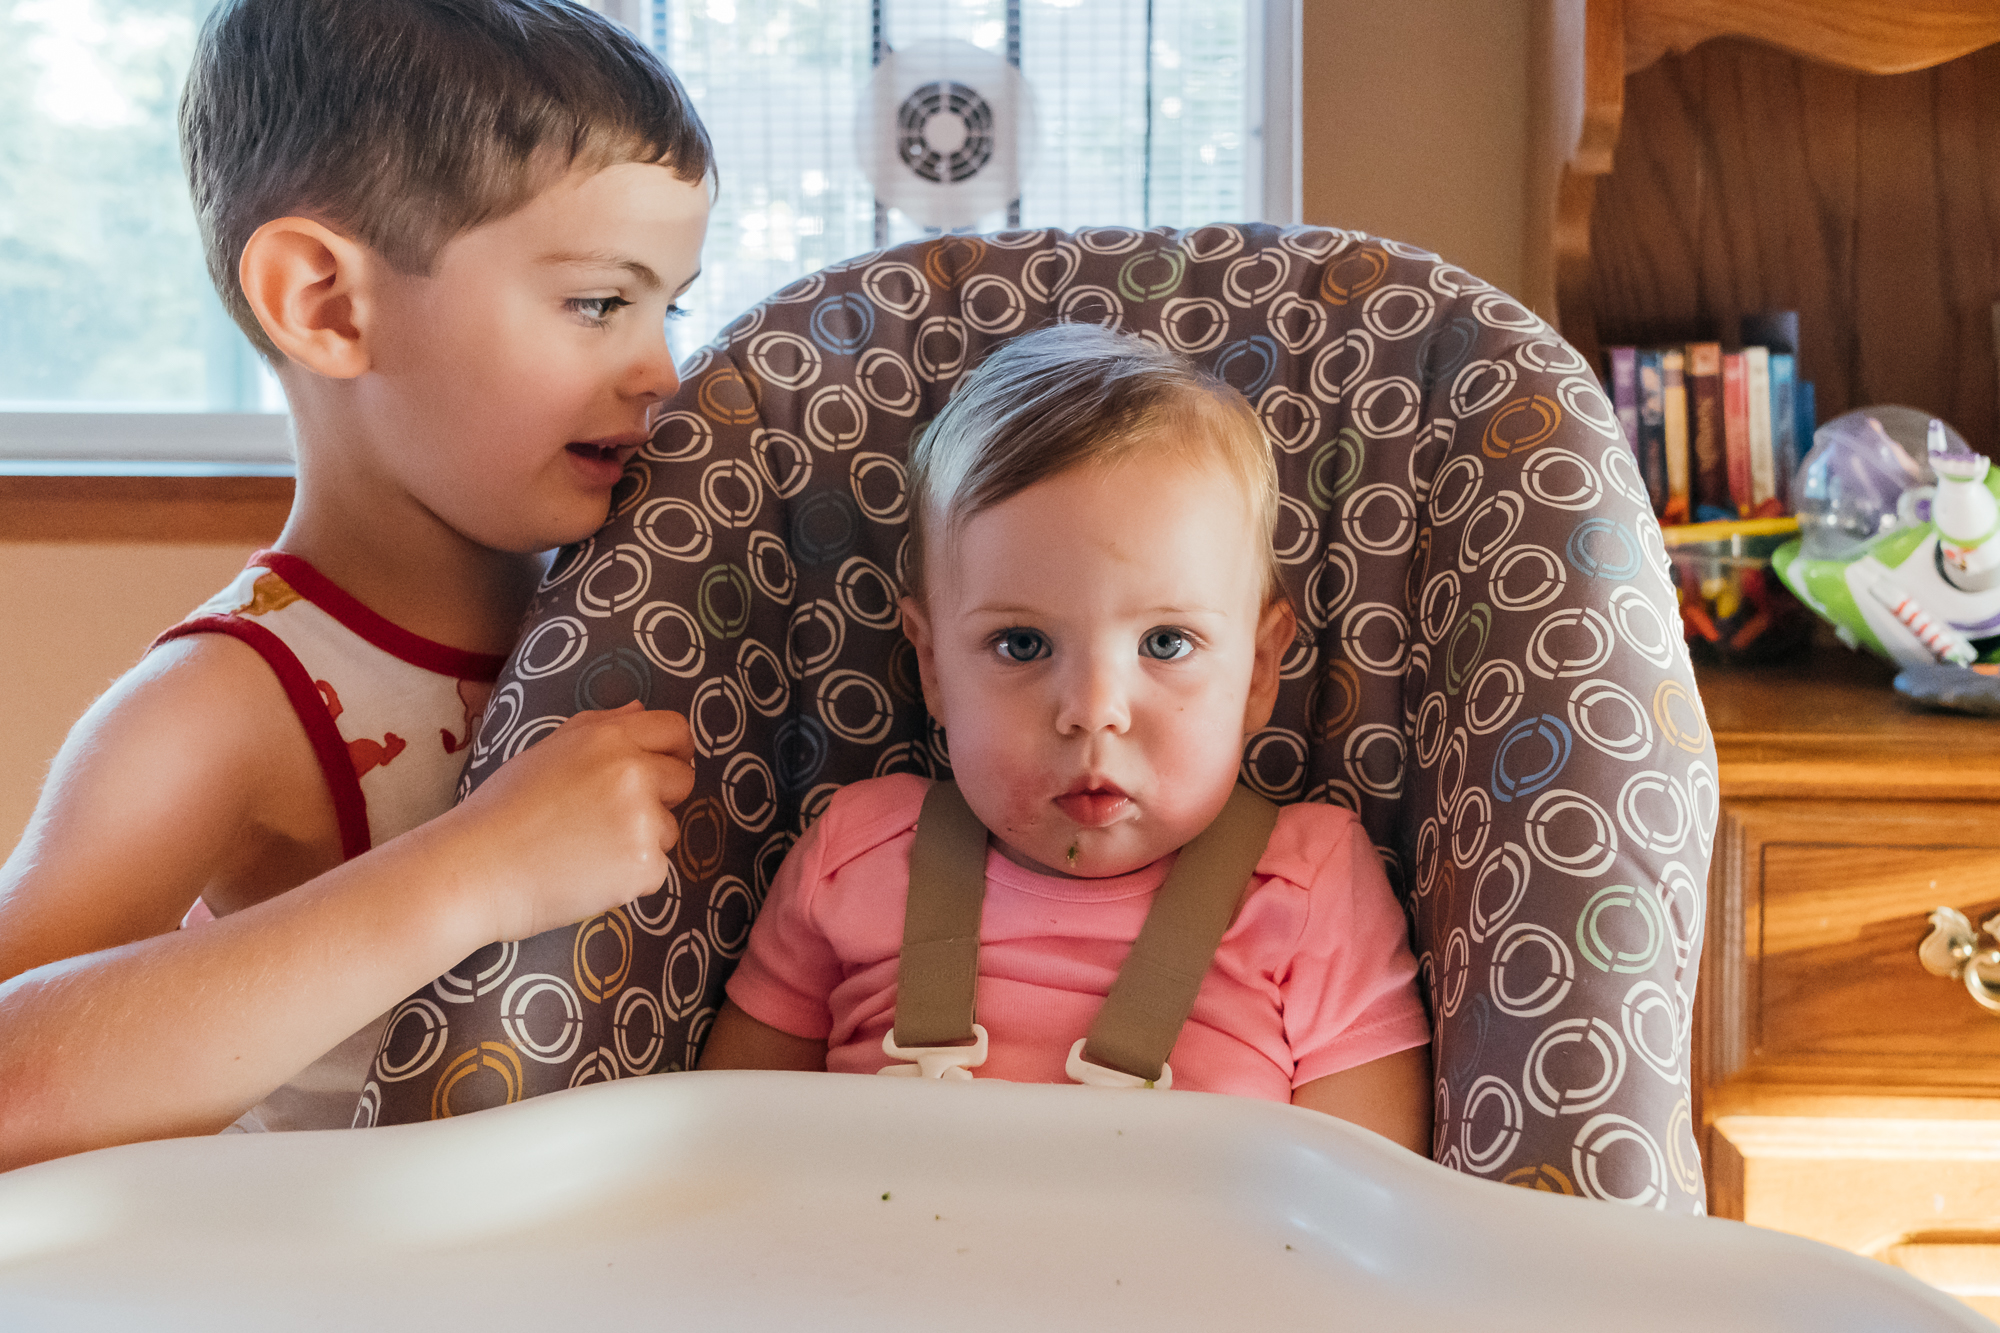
top-left (1243, 596), bottom-right (1296, 734)
top-left (898, 595), bottom-right (947, 726)
top-left (237, 218), bottom-right (372, 379)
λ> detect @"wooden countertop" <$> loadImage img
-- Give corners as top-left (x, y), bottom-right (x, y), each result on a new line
top-left (1699, 646), bottom-right (2000, 802)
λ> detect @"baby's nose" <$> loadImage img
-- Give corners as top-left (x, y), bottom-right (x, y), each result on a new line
top-left (1055, 657), bottom-right (1132, 734)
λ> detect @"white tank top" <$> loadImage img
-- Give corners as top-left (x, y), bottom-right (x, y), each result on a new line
top-left (157, 550), bottom-right (506, 1132)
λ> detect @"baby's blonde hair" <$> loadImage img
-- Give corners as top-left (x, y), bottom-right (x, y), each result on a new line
top-left (905, 323), bottom-right (1281, 602)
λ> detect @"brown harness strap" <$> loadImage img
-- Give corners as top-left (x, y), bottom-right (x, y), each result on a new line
top-left (891, 780), bottom-right (991, 1050)
top-left (891, 780), bottom-right (1279, 1082)
top-left (1081, 784), bottom-right (1278, 1082)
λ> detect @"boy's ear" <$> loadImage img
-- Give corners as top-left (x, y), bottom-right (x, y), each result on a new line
top-left (1242, 597), bottom-right (1297, 735)
top-left (237, 218), bottom-right (373, 379)
top-left (899, 595), bottom-right (948, 728)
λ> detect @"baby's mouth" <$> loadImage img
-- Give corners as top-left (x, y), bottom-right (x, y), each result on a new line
top-left (1054, 782), bottom-right (1132, 829)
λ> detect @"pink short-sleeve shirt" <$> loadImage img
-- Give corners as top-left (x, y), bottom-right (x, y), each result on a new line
top-left (726, 775), bottom-right (1429, 1101)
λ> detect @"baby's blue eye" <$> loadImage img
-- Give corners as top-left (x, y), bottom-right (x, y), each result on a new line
top-left (1140, 628), bottom-right (1193, 661)
top-left (994, 628), bottom-right (1049, 662)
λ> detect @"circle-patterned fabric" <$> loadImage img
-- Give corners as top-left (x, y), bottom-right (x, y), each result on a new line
top-left (361, 224), bottom-right (1714, 1214)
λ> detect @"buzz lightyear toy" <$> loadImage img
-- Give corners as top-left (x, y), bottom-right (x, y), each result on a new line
top-left (1774, 407), bottom-right (2000, 668)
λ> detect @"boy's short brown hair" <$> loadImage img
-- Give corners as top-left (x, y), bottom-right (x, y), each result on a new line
top-left (181, 0), bottom-right (714, 360)
top-left (905, 322), bottom-right (1282, 602)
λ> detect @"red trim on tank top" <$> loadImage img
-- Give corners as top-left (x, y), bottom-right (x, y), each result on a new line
top-left (153, 615), bottom-right (373, 862)
top-left (249, 550), bottom-right (509, 682)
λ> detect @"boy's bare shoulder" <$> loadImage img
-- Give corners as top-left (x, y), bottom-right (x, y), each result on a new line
top-left (87, 629), bottom-right (317, 772)
top-left (0, 631), bottom-right (337, 967)
top-left (76, 630), bottom-right (337, 850)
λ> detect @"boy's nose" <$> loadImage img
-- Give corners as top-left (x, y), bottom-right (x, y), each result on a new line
top-left (1055, 656), bottom-right (1132, 736)
top-left (625, 324), bottom-right (681, 404)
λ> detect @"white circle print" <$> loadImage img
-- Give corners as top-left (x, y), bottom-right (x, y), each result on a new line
top-left (1524, 788), bottom-right (1619, 877)
top-left (1524, 1017), bottom-right (1627, 1116)
top-left (1572, 1114), bottom-right (1670, 1210)
top-left (1361, 283), bottom-right (1437, 341)
top-left (1489, 921), bottom-right (1574, 1018)
top-left (1459, 1075), bottom-right (1524, 1175)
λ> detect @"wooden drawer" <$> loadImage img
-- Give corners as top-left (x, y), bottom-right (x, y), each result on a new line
top-left (1759, 840), bottom-right (2000, 1084)
top-left (1703, 799), bottom-right (2000, 1096)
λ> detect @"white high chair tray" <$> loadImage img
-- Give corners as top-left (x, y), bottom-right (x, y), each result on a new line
top-left (0, 1071), bottom-right (1986, 1331)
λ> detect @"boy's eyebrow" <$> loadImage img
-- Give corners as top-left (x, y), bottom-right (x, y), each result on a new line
top-left (540, 252), bottom-right (702, 295)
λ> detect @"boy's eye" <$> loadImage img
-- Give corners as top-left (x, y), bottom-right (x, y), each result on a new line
top-left (665, 304), bottom-right (692, 321)
top-left (1140, 628), bottom-right (1193, 661)
top-left (567, 295), bottom-right (632, 325)
top-left (993, 628), bottom-right (1050, 662)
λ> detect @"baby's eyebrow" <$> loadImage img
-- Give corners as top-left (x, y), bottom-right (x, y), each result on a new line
top-left (1137, 604), bottom-right (1228, 619)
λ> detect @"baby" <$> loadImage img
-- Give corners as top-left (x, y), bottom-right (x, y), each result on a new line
top-left (700, 323), bottom-right (1431, 1152)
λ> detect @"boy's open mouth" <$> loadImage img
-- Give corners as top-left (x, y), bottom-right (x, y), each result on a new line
top-left (1054, 781), bottom-right (1131, 829)
top-left (566, 439), bottom-right (636, 465)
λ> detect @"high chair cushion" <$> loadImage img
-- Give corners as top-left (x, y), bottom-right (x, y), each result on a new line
top-left (361, 225), bottom-right (1715, 1214)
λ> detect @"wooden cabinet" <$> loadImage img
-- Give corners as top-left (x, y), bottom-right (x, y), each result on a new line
top-left (1698, 649), bottom-right (2000, 1318)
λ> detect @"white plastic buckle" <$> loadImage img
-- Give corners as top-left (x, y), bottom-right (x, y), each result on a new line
top-left (878, 1023), bottom-right (989, 1080)
top-left (1064, 1038), bottom-right (1172, 1090)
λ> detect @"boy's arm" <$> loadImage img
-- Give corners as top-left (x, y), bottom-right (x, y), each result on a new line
top-left (1291, 1045), bottom-right (1433, 1155)
top-left (0, 635), bottom-right (693, 1170)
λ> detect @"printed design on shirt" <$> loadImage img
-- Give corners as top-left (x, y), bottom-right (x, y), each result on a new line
top-left (317, 678), bottom-right (408, 779)
top-left (442, 678), bottom-right (495, 755)
top-left (234, 571), bottom-right (303, 617)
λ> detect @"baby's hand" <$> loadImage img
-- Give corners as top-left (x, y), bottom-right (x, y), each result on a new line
top-left (441, 702), bottom-right (695, 943)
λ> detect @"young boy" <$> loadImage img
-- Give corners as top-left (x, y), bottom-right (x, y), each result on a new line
top-left (0, 0), bottom-right (712, 1168)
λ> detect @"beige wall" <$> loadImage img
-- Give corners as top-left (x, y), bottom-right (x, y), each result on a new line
top-left (1301, 0), bottom-right (1532, 301)
top-left (0, 544), bottom-right (259, 855)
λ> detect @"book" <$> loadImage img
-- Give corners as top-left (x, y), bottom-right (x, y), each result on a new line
top-left (1661, 348), bottom-right (1690, 524)
top-left (1745, 346), bottom-right (1777, 516)
top-left (1721, 351), bottom-right (1752, 516)
top-left (1686, 342), bottom-right (1729, 520)
top-left (1608, 347), bottom-right (1638, 457)
top-left (1636, 349), bottom-right (1667, 516)
top-left (1769, 353), bottom-right (1798, 510)
top-left (1796, 379), bottom-right (1817, 461)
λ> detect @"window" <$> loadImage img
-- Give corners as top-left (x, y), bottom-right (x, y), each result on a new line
top-left (0, 0), bottom-right (291, 468)
top-left (640, 0), bottom-right (1284, 360)
top-left (0, 0), bottom-right (1294, 465)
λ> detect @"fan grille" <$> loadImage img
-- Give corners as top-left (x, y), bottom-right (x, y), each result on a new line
top-left (895, 80), bottom-right (995, 184)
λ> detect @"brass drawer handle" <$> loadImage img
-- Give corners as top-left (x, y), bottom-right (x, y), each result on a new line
top-left (1919, 907), bottom-right (2000, 1014)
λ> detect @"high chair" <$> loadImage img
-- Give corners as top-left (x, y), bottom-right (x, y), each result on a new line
top-left (361, 223), bottom-right (1716, 1216)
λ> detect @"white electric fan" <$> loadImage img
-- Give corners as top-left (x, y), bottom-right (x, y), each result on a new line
top-left (856, 38), bottom-right (1038, 230)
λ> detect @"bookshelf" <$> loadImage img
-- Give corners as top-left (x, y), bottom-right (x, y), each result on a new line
top-left (1554, 0), bottom-right (2000, 456)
